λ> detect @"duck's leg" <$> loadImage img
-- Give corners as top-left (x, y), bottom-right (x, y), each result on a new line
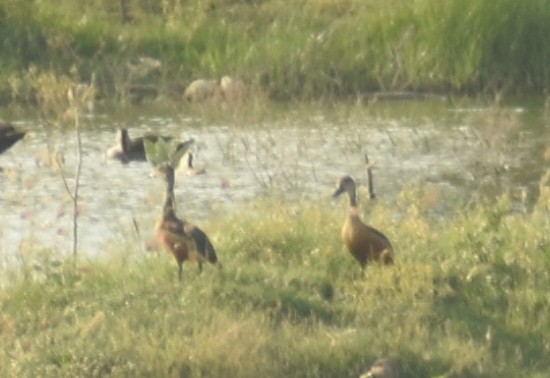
top-left (178, 262), bottom-right (183, 281)
top-left (198, 261), bottom-right (203, 274)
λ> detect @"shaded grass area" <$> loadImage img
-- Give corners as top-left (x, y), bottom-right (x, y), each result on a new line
top-left (1, 0), bottom-right (549, 105)
top-left (1, 188), bottom-right (549, 377)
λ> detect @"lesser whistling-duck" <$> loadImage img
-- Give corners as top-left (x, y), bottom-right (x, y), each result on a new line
top-left (106, 128), bottom-right (190, 164)
top-left (0, 122), bottom-right (26, 155)
top-left (186, 153), bottom-right (206, 175)
top-left (333, 176), bottom-right (394, 268)
top-left (106, 128), bottom-right (146, 162)
top-left (154, 164), bottom-right (218, 280)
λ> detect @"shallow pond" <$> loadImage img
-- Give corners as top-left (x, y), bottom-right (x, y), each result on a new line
top-left (0, 98), bottom-right (548, 263)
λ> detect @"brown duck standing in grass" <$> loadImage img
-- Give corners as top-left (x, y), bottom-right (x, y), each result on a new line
top-left (0, 122), bottom-right (26, 155)
top-left (155, 164), bottom-right (218, 280)
top-left (333, 176), bottom-right (394, 268)
top-left (106, 128), bottom-right (189, 163)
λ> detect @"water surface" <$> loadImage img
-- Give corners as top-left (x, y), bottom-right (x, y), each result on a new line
top-left (1, 99), bottom-right (548, 263)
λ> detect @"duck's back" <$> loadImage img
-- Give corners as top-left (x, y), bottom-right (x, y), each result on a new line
top-left (342, 214), bottom-right (393, 266)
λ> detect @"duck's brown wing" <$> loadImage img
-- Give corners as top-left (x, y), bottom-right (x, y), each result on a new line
top-left (184, 223), bottom-right (218, 263)
top-left (159, 218), bottom-right (195, 249)
top-left (125, 137), bottom-right (147, 161)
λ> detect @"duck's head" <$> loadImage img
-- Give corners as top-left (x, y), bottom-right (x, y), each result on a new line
top-left (332, 175), bottom-right (356, 198)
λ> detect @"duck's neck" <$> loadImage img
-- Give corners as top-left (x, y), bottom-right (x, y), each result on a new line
top-left (162, 167), bottom-right (177, 219)
top-left (347, 188), bottom-right (358, 208)
top-left (119, 129), bottom-right (131, 153)
top-left (347, 190), bottom-right (362, 218)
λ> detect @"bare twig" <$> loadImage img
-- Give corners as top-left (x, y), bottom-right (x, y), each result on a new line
top-left (72, 116), bottom-right (83, 259)
top-left (56, 110), bottom-right (83, 260)
top-left (57, 101), bottom-right (83, 260)
top-left (58, 160), bottom-right (73, 198)
top-left (63, 78), bottom-right (94, 260)
top-left (132, 217), bottom-right (141, 238)
top-left (241, 136), bottom-right (271, 189)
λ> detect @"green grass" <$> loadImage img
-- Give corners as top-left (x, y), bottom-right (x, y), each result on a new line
top-left (1, 185), bottom-right (549, 377)
top-left (1, 0), bottom-right (549, 106)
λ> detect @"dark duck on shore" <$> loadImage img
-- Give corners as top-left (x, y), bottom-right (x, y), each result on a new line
top-left (333, 176), bottom-right (394, 268)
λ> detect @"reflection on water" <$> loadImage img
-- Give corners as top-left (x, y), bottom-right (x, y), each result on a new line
top-left (0, 100), bottom-right (548, 261)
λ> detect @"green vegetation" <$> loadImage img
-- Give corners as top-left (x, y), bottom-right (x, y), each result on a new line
top-left (1, 2), bottom-right (549, 375)
top-left (1, 176), bottom-right (549, 377)
top-left (1, 0), bottom-right (549, 105)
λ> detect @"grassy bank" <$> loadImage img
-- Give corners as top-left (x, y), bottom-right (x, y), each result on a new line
top-left (1, 0), bottom-right (549, 105)
top-left (1, 177), bottom-right (549, 377)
